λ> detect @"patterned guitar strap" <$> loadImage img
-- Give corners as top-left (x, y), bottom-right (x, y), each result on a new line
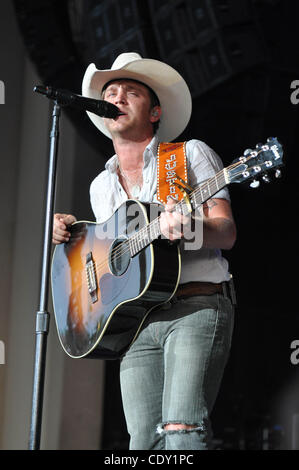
top-left (157, 142), bottom-right (193, 212)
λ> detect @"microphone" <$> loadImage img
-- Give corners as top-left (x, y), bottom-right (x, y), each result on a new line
top-left (33, 85), bottom-right (120, 119)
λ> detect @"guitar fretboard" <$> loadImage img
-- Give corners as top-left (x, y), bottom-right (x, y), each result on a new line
top-left (128, 167), bottom-right (228, 257)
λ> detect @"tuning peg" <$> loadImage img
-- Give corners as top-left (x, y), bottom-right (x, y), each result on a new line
top-left (275, 169), bottom-right (282, 178)
top-left (243, 148), bottom-right (253, 156)
top-left (250, 179), bottom-right (260, 188)
top-left (267, 137), bottom-right (276, 142)
top-left (255, 142), bottom-right (263, 148)
top-left (262, 174), bottom-right (270, 183)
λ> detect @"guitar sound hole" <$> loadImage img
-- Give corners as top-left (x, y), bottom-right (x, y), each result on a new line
top-left (109, 238), bottom-right (131, 276)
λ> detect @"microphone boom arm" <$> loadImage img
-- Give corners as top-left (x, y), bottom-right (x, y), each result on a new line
top-left (33, 85), bottom-right (120, 119)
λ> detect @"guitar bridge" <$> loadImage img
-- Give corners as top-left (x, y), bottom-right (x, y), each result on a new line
top-left (86, 252), bottom-right (98, 303)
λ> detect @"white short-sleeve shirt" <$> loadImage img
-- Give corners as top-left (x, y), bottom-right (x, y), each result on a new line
top-left (90, 136), bottom-right (231, 283)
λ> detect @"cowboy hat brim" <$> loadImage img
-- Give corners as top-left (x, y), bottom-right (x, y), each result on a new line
top-left (81, 54), bottom-right (192, 142)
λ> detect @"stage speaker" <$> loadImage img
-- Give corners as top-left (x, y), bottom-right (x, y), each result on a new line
top-left (149, 0), bottom-right (266, 97)
top-left (84, 0), bottom-right (157, 69)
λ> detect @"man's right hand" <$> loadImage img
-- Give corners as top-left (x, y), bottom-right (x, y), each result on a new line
top-left (52, 213), bottom-right (77, 245)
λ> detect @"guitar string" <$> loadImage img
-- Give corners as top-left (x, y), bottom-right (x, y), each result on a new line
top-left (91, 167), bottom-right (228, 273)
top-left (89, 159), bottom-right (245, 276)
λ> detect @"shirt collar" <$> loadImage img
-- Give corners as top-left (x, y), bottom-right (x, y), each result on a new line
top-left (105, 135), bottom-right (160, 173)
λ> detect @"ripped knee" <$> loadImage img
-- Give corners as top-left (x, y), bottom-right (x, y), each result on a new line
top-left (157, 422), bottom-right (205, 434)
top-left (164, 423), bottom-right (197, 431)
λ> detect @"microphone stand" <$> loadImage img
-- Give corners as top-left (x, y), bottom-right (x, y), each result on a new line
top-left (27, 90), bottom-right (118, 449)
top-left (28, 101), bottom-right (61, 450)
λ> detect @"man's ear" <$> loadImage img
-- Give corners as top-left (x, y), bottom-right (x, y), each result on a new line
top-left (150, 106), bottom-right (162, 122)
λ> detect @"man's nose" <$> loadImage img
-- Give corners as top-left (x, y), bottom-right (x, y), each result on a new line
top-left (114, 89), bottom-right (127, 104)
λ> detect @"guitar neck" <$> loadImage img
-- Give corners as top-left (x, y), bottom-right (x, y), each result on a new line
top-left (128, 167), bottom-right (228, 257)
top-left (179, 167), bottom-right (228, 215)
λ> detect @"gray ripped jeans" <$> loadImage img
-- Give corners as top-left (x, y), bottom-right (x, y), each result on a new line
top-left (119, 293), bottom-right (235, 450)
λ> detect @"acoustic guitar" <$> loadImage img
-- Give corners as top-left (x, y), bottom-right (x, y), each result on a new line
top-left (51, 138), bottom-right (283, 359)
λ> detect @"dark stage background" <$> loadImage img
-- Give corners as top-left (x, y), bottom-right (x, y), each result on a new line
top-left (12, 0), bottom-right (299, 449)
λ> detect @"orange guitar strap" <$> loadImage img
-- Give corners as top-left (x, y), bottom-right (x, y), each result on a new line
top-left (157, 142), bottom-right (188, 204)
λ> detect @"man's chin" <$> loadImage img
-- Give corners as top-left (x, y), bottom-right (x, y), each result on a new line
top-left (105, 120), bottom-right (133, 135)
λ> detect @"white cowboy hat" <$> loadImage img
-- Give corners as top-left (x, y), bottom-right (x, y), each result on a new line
top-left (82, 52), bottom-right (192, 142)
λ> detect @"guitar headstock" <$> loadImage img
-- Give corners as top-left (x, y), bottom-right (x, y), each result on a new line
top-left (227, 137), bottom-right (283, 188)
